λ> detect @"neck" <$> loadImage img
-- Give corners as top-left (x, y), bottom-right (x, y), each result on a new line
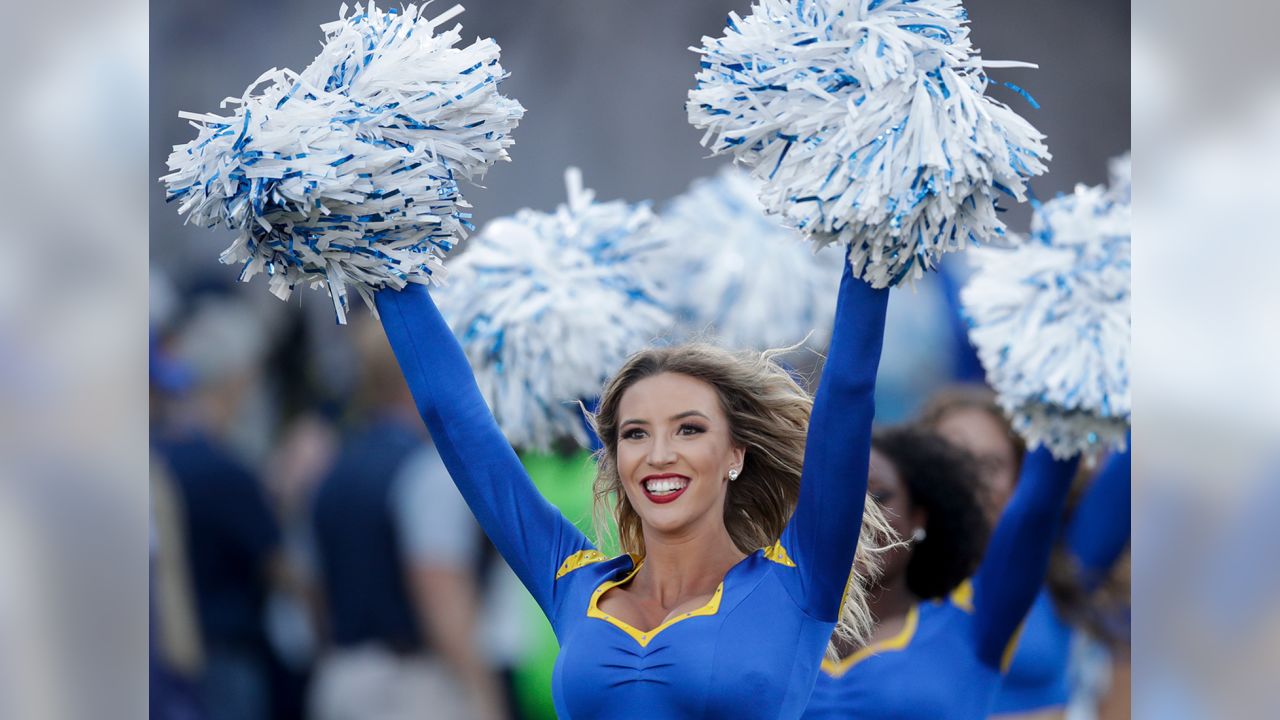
top-left (634, 520), bottom-right (745, 608)
top-left (868, 573), bottom-right (918, 626)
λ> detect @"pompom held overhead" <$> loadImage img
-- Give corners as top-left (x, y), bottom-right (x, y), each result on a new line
top-left (961, 155), bottom-right (1132, 461)
top-left (437, 168), bottom-right (673, 452)
top-left (687, 0), bottom-right (1050, 288)
top-left (162, 2), bottom-right (524, 322)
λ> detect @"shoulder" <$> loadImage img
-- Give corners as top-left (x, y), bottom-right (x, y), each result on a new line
top-left (555, 550), bottom-right (631, 582)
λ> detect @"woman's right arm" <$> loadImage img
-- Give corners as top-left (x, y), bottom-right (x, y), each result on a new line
top-left (375, 284), bottom-right (594, 617)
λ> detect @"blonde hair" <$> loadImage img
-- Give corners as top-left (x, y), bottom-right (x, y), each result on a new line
top-left (589, 343), bottom-right (896, 651)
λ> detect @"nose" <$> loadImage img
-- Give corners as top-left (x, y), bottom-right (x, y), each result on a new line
top-left (646, 433), bottom-right (677, 468)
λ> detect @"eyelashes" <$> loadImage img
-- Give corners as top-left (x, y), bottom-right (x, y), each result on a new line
top-left (619, 423), bottom-right (708, 440)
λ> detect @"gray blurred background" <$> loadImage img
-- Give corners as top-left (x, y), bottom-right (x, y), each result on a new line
top-left (151, 0), bottom-right (1130, 277)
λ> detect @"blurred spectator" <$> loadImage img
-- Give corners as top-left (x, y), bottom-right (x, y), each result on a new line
top-left (153, 296), bottom-right (285, 720)
top-left (308, 318), bottom-right (504, 720)
top-left (151, 455), bottom-right (206, 720)
top-left (263, 411), bottom-right (339, 689)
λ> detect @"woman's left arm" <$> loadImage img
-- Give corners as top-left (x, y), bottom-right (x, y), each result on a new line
top-left (971, 447), bottom-right (1080, 668)
top-left (778, 258), bottom-right (889, 620)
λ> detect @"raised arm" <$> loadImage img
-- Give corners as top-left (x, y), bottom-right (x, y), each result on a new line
top-left (1065, 443), bottom-right (1132, 592)
top-left (971, 447), bottom-right (1081, 668)
top-left (375, 284), bottom-right (593, 618)
top-left (778, 258), bottom-right (889, 620)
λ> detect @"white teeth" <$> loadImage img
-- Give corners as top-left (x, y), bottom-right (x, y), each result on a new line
top-left (644, 477), bottom-right (689, 494)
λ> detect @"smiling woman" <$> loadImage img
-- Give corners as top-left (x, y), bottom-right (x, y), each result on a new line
top-left (590, 347), bottom-right (892, 657)
top-left (375, 252), bottom-right (895, 719)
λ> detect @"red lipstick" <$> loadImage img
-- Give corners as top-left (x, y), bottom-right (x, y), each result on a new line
top-left (642, 473), bottom-right (691, 505)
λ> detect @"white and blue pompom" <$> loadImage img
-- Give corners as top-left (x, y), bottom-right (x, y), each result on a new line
top-left (1107, 152), bottom-right (1131, 204)
top-left (162, 2), bottom-right (523, 322)
top-left (437, 169), bottom-right (673, 452)
top-left (688, 0), bottom-right (1050, 287)
top-left (961, 163), bottom-right (1131, 460)
top-left (648, 166), bottom-right (842, 351)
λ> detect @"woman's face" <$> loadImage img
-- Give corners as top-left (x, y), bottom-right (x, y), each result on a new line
top-left (933, 407), bottom-right (1017, 524)
top-left (868, 447), bottom-right (924, 584)
top-left (615, 372), bottom-right (745, 544)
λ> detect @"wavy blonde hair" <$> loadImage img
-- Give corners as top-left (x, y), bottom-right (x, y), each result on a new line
top-left (589, 343), bottom-right (897, 652)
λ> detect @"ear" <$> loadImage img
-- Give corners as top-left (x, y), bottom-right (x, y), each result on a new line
top-left (729, 445), bottom-right (746, 475)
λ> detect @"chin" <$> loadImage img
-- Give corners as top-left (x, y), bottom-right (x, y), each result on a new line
top-left (631, 494), bottom-right (704, 536)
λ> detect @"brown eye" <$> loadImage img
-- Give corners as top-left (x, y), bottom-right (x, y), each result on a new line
top-left (621, 428), bottom-right (647, 440)
top-left (678, 424), bottom-right (706, 436)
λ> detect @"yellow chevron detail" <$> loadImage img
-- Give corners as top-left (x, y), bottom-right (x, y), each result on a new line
top-left (763, 540), bottom-right (797, 568)
top-left (555, 549), bottom-right (609, 579)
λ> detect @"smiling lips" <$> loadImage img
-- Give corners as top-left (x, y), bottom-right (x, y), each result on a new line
top-left (642, 473), bottom-right (691, 504)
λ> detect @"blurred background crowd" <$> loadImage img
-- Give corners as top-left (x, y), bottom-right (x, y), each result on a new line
top-left (147, 1), bottom-right (1132, 719)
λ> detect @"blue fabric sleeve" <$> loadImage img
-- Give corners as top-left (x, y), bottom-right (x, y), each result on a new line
top-left (778, 259), bottom-right (888, 621)
top-left (375, 284), bottom-right (594, 619)
top-left (1065, 444), bottom-right (1132, 591)
top-left (972, 447), bottom-right (1081, 668)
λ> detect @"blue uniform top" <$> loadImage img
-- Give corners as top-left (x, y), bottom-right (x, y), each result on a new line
top-left (375, 259), bottom-right (888, 720)
top-left (993, 446), bottom-right (1132, 715)
top-left (801, 448), bottom-right (1081, 720)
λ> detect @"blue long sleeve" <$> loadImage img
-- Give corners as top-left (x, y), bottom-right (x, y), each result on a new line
top-left (1065, 445), bottom-right (1131, 591)
top-left (375, 284), bottom-right (594, 620)
top-left (972, 447), bottom-right (1080, 668)
top-left (778, 259), bottom-right (889, 621)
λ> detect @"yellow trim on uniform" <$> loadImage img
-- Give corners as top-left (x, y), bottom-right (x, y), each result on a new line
top-left (820, 604), bottom-right (920, 678)
top-left (586, 557), bottom-right (724, 647)
top-left (763, 540), bottom-right (797, 567)
top-left (555, 549), bottom-right (609, 579)
top-left (949, 578), bottom-right (975, 612)
top-left (1000, 619), bottom-right (1027, 673)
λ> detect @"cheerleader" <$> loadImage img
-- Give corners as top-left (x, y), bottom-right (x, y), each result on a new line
top-left (373, 252), bottom-right (893, 718)
top-left (923, 391), bottom-right (1132, 720)
top-left (802, 427), bottom-right (1081, 719)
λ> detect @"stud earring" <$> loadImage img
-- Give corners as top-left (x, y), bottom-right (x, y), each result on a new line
top-left (911, 527), bottom-right (927, 543)
top-left (728, 469), bottom-right (740, 481)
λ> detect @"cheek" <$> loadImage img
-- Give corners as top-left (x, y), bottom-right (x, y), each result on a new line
top-left (615, 445), bottom-right (643, 480)
top-left (882, 500), bottom-right (915, 535)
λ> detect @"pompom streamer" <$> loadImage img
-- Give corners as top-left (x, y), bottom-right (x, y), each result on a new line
top-left (162, 2), bottom-right (523, 322)
top-left (647, 166), bottom-right (842, 351)
top-left (437, 169), bottom-right (673, 452)
top-left (961, 156), bottom-right (1131, 460)
top-left (688, 0), bottom-right (1050, 287)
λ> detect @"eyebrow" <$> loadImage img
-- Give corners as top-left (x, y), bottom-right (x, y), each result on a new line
top-left (619, 410), bottom-right (712, 426)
